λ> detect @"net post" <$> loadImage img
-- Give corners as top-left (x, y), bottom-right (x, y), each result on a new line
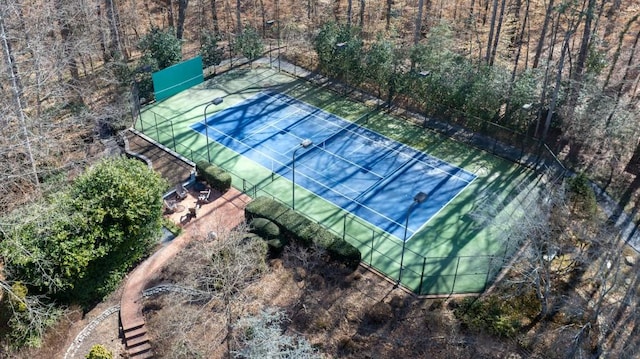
top-left (243, 178), bottom-right (246, 192)
top-left (419, 257), bottom-right (427, 295)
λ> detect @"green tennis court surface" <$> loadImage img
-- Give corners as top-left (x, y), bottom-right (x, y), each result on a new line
top-left (136, 67), bottom-right (541, 295)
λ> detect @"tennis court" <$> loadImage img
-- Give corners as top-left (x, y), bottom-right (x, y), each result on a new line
top-left (136, 67), bottom-right (540, 295)
top-left (191, 91), bottom-right (476, 241)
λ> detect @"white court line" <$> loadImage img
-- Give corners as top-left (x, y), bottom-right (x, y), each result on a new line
top-left (263, 91), bottom-right (476, 183)
top-left (404, 175), bottom-right (478, 243)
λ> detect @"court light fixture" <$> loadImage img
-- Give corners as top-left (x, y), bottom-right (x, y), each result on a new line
top-left (292, 139), bottom-right (313, 210)
top-left (398, 191), bottom-right (428, 286)
top-left (266, 20), bottom-right (276, 65)
top-left (204, 97), bottom-right (224, 163)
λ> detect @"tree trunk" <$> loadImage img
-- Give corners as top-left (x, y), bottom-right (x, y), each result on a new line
top-left (386, 0), bottom-right (392, 30)
top-left (602, 0), bottom-right (622, 43)
top-left (603, 14), bottom-right (639, 90)
top-left (176, 0), bottom-right (189, 40)
top-left (259, 0), bottom-right (266, 36)
top-left (167, 0), bottom-right (175, 28)
top-left (535, 11), bottom-right (561, 138)
top-left (211, 0), bottom-right (220, 33)
top-left (542, 29), bottom-right (573, 141)
top-left (510, 0), bottom-right (529, 80)
top-left (533, 0), bottom-right (555, 69)
top-left (485, 0), bottom-right (498, 63)
top-left (105, 0), bottom-right (124, 59)
top-left (0, 10), bottom-right (40, 194)
top-left (55, 0), bottom-right (80, 84)
top-left (488, 0), bottom-right (506, 65)
top-left (235, 0), bottom-right (242, 33)
top-left (359, 0), bottom-right (365, 27)
top-left (566, 0), bottom-right (596, 118)
top-left (414, 0), bottom-right (425, 45)
top-left (347, 0), bottom-right (352, 27)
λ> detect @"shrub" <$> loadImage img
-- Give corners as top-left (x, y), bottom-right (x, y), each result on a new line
top-left (196, 161), bottom-right (232, 192)
top-left (266, 238), bottom-right (288, 253)
top-left (244, 196), bottom-right (290, 223)
top-left (245, 197), bottom-right (361, 267)
top-left (86, 344), bottom-right (113, 359)
top-left (249, 218), bottom-right (280, 239)
top-left (328, 239), bottom-right (361, 268)
top-left (567, 173), bottom-right (596, 215)
top-left (454, 296), bottom-right (525, 338)
top-left (364, 301), bottom-right (393, 325)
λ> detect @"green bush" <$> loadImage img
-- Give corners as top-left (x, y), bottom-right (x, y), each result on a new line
top-left (567, 173), bottom-right (596, 215)
top-left (245, 197), bottom-right (361, 267)
top-left (86, 344), bottom-right (113, 359)
top-left (454, 296), bottom-right (527, 338)
top-left (328, 239), bottom-right (361, 268)
top-left (196, 161), bottom-right (232, 192)
top-left (249, 218), bottom-right (281, 239)
top-left (244, 196), bottom-right (289, 222)
top-left (266, 238), bottom-right (288, 253)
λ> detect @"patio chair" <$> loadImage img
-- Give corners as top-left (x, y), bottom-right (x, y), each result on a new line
top-left (164, 199), bottom-right (178, 213)
top-left (198, 188), bottom-right (211, 204)
top-left (175, 184), bottom-right (188, 200)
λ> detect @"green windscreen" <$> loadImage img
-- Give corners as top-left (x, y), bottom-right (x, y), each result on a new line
top-left (152, 56), bottom-right (204, 101)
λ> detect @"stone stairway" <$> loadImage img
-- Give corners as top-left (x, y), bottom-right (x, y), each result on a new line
top-left (122, 319), bottom-right (153, 358)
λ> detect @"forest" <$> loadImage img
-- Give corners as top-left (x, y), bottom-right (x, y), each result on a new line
top-left (1, 0), bottom-right (640, 358)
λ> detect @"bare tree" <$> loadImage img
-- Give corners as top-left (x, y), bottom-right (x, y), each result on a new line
top-left (148, 225), bottom-right (268, 357)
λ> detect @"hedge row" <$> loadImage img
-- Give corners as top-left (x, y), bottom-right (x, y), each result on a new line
top-left (245, 197), bottom-right (361, 268)
top-left (196, 161), bottom-right (232, 192)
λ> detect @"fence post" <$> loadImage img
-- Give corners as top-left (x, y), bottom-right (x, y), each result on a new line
top-left (343, 213), bottom-right (347, 241)
top-left (140, 116), bottom-right (144, 132)
top-left (370, 229), bottom-right (374, 266)
top-left (484, 256), bottom-right (494, 291)
top-left (170, 120), bottom-right (177, 152)
top-left (451, 257), bottom-right (461, 294)
top-left (418, 257), bottom-right (427, 295)
top-left (154, 115), bottom-right (160, 142)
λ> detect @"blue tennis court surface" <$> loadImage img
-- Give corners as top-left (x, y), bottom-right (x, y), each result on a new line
top-left (191, 91), bottom-right (476, 241)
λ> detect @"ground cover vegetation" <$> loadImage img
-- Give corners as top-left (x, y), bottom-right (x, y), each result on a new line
top-left (1, 0), bottom-right (640, 357)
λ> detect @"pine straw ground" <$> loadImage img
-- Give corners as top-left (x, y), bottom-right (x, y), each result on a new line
top-left (14, 228), bottom-right (639, 359)
top-left (138, 238), bottom-right (518, 359)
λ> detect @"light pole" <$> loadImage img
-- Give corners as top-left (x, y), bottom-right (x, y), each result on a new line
top-left (398, 191), bottom-right (428, 286)
top-left (203, 97), bottom-right (224, 163)
top-left (266, 20), bottom-right (275, 67)
top-left (275, 0), bottom-right (281, 71)
top-left (416, 70), bottom-right (430, 125)
top-left (292, 139), bottom-right (313, 210)
top-left (335, 42), bottom-right (348, 94)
